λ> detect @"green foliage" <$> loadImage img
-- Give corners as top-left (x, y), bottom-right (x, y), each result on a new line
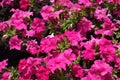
top-left (73, 56), bottom-right (81, 64)
top-left (57, 37), bottom-right (70, 52)
top-left (60, 13), bottom-right (78, 32)
top-left (104, 0), bottom-right (119, 10)
top-left (71, 0), bottom-right (78, 3)
top-left (5, 27), bottom-right (16, 38)
top-left (8, 67), bottom-right (19, 80)
top-left (113, 28), bottom-right (120, 43)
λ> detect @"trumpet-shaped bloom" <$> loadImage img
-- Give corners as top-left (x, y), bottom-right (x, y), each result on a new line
top-left (9, 35), bottom-right (23, 50)
top-left (26, 40), bottom-right (40, 54)
top-left (40, 5), bottom-right (62, 20)
top-left (72, 64), bottom-right (84, 78)
top-left (0, 59), bottom-right (8, 72)
top-left (83, 49), bottom-right (96, 60)
top-left (99, 38), bottom-right (116, 62)
top-left (19, 0), bottom-right (30, 10)
top-left (94, 8), bottom-right (107, 21)
top-left (77, 17), bottom-right (93, 37)
top-left (18, 57), bottom-right (42, 79)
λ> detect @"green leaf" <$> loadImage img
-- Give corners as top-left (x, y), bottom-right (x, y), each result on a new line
top-left (57, 37), bottom-right (70, 52)
top-left (8, 67), bottom-right (19, 80)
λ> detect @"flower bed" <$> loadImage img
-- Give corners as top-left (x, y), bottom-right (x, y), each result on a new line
top-left (0, 0), bottom-right (120, 80)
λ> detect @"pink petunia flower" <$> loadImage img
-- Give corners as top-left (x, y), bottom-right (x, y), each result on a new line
top-left (8, 19), bottom-right (27, 30)
top-left (0, 0), bottom-right (13, 7)
top-left (47, 48), bottom-right (76, 73)
top-left (19, 0), bottom-right (30, 10)
top-left (108, 0), bottom-right (114, 3)
top-left (26, 40), bottom-right (40, 55)
top-left (83, 49), bottom-right (96, 60)
top-left (64, 30), bottom-right (81, 46)
top-left (36, 66), bottom-right (50, 80)
top-left (59, 48), bottom-right (76, 65)
top-left (1, 72), bottom-right (11, 80)
top-left (46, 57), bottom-right (66, 73)
top-left (8, 9), bottom-right (33, 30)
top-left (77, 17), bottom-right (93, 38)
top-left (72, 64), bottom-right (84, 79)
top-left (0, 59), bottom-right (8, 72)
top-left (10, 9), bottom-right (33, 19)
top-left (99, 38), bottom-right (116, 62)
top-left (23, 29), bottom-right (35, 37)
top-left (0, 21), bottom-right (8, 31)
top-left (9, 35), bottom-right (23, 50)
top-left (31, 18), bottom-right (45, 29)
top-left (113, 10), bottom-right (120, 17)
top-left (96, 0), bottom-right (105, 4)
top-left (94, 8), bottom-right (107, 21)
top-left (82, 36), bottom-right (99, 49)
top-left (81, 73), bottom-right (102, 80)
top-left (114, 43), bottom-right (120, 52)
top-left (40, 5), bottom-right (62, 20)
top-left (50, 0), bottom-right (73, 8)
top-left (40, 36), bottom-right (58, 54)
top-left (82, 60), bottom-right (114, 80)
top-left (117, 78), bottom-right (120, 80)
top-left (31, 18), bottom-right (45, 38)
top-left (18, 57), bottom-right (42, 80)
top-left (90, 60), bottom-right (113, 76)
top-left (78, 0), bottom-right (92, 7)
top-left (115, 57), bottom-right (120, 69)
top-left (95, 18), bottom-right (116, 36)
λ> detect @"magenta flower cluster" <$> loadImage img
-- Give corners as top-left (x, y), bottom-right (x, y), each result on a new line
top-left (0, 0), bottom-right (120, 80)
